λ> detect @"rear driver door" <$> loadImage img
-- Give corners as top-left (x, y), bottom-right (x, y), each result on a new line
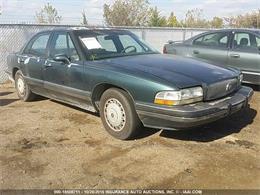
top-left (20, 32), bottom-right (51, 94)
top-left (190, 31), bottom-right (230, 66)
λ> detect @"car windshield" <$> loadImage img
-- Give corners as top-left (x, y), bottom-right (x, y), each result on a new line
top-left (76, 30), bottom-right (159, 60)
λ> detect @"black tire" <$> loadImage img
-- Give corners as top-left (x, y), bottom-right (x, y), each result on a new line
top-left (14, 70), bottom-right (36, 101)
top-left (100, 88), bottom-right (142, 140)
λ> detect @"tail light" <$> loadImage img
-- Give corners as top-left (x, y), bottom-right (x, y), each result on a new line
top-left (163, 46), bottom-right (167, 54)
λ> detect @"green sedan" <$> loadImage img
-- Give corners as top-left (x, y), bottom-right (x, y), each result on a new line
top-left (163, 29), bottom-right (260, 85)
top-left (6, 28), bottom-right (253, 140)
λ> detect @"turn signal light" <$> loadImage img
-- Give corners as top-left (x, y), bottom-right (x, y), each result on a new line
top-left (154, 99), bottom-right (175, 106)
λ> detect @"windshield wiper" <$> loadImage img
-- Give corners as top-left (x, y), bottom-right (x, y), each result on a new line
top-left (90, 51), bottom-right (159, 61)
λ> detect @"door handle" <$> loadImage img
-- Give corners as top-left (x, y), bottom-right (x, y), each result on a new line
top-left (44, 63), bottom-right (52, 68)
top-left (18, 58), bottom-right (25, 63)
top-left (230, 54), bottom-right (240, 58)
top-left (193, 50), bottom-right (200, 54)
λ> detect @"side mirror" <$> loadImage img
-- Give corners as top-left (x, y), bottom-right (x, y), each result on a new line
top-left (53, 54), bottom-right (70, 64)
top-left (168, 40), bottom-right (174, 44)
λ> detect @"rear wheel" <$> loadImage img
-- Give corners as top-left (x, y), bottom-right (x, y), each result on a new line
top-left (15, 70), bottom-right (36, 101)
top-left (100, 88), bottom-right (141, 140)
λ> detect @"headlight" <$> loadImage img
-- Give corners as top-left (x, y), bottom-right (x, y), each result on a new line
top-left (154, 87), bottom-right (203, 106)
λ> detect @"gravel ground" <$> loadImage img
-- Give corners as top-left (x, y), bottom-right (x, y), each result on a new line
top-left (0, 82), bottom-right (259, 189)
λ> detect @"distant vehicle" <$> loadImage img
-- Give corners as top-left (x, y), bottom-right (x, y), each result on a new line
top-left (163, 29), bottom-right (260, 85)
top-left (6, 28), bottom-right (253, 140)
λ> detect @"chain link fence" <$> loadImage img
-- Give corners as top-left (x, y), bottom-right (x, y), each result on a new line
top-left (0, 24), bottom-right (208, 83)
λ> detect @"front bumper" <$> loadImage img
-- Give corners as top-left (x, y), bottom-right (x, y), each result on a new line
top-left (136, 86), bottom-right (253, 130)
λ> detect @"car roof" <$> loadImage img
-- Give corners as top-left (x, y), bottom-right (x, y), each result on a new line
top-left (36, 27), bottom-right (129, 35)
top-left (186, 28), bottom-right (260, 42)
top-left (213, 28), bottom-right (259, 33)
top-left (193, 28), bottom-right (259, 35)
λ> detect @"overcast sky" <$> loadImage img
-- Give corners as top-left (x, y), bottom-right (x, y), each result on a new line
top-left (0, 0), bottom-right (259, 25)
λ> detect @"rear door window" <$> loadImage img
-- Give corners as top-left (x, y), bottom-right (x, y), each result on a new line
top-left (26, 33), bottom-right (50, 57)
top-left (193, 32), bottom-right (229, 48)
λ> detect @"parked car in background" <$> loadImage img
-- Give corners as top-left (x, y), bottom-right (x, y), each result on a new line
top-left (163, 29), bottom-right (260, 85)
top-left (6, 28), bottom-right (253, 140)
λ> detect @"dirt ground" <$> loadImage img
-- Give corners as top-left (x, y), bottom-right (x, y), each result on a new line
top-left (0, 82), bottom-right (260, 190)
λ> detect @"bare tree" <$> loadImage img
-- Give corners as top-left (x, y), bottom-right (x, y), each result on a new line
top-left (36, 3), bottom-right (62, 24)
top-left (184, 8), bottom-right (209, 28)
top-left (225, 9), bottom-right (260, 28)
top-left (81, 10), bottom-right (88, 25)
top-left (103, 0), bottom-right (150, 26)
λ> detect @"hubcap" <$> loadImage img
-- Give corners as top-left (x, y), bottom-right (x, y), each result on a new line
top-left (17, 77), bottom-right (25, 95)
top-left (104, 98), bottom-right (126, 132)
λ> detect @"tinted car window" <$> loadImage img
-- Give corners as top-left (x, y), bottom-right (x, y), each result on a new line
top-left (234, 33), bottom-right (251, 48)
top-left (233, 32), bottom-right (259, 51)
top-left (68, 36), bottom-right (80, 62)
top-left (52, 33), bottom-right (79, 62)
top-left (119, 34), bottom-right (145, 53)
top-left (97, 35), bottom-right (117, 52)
top-left (255, 36), bottom-right (260, 48)
top-left (193, 32), bottom-right (229, 48)
top-left (28, 34), bottom-right (50, 56)
top-left (53, 34), bottom-right (68, 56)
top-left (78, 31), bottom-right (158, 60)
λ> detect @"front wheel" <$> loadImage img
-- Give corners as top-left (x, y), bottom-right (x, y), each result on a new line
top-left (100, 88), bottom-right (142, 140)
top-left (15, 70), bottom-right (36, 101)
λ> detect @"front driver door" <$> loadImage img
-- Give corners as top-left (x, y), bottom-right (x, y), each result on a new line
top-left (227, 32), bottom-right (260, 84)
top-left (43, 32), bottom-right (89, 105)
top-left (43, 32), bottom-right (69, 98)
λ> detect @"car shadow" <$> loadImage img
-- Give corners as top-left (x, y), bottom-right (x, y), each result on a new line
top-left (159, 107), bottom-right (257, 142)
top-left (0, 92), bottom-right (13, 96)
top-left (50, 99), bottom-right (100, 117)
top-left (34, 95), bottom-right (48, 102)
top-left (0, 98), bottom-right (19, 106)
top-left (134, 127), bottom-right (161, 140)
top-left (48, 98), bottom-right (256, 142)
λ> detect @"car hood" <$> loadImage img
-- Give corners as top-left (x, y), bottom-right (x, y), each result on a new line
top-left (98, 54), bottom-right (239, 89)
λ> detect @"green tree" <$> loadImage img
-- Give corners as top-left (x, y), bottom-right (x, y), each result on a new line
top-left (103, 0), bottom-right (150, 26)
top-left (210, 17), bottom-right (223, 28)
top-left (81, 11), bottom-right (88, 25)
top-left (36, 3), bottom-right (62, 24)
top-left (184, 8), bottom-right (209, 28)
top-left (148, 7), bottom-right (167, 27)
top-left (167, 12), bottom-right (179, 27)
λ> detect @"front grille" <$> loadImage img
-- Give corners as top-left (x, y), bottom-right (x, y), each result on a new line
top-left (205, 78), bottom-right (239, 101)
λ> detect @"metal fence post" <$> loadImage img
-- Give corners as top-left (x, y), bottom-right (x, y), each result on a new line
top-left (182, 29), bottom-right (186, 41)
top-left (141, 28), bottom-right (146, 40)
